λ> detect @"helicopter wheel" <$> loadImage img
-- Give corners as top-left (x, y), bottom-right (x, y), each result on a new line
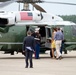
top-left (22, 51), bottom-right (26, 56)
top-left (10, 51), bottom-right (14, 55)
top-left (64, 50), bottom-right (67, 54)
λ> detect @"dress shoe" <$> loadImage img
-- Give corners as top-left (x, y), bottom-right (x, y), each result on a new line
top-left (25, 66), bottom-right (28, 68)
top-left (56, 58), bottom-right (59, 60)
top-left (30, 67), bottom-right (33, 68)
top-left (59, 56), bottom-right (63, 60)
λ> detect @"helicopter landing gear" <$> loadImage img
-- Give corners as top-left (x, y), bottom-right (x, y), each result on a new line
top-left (10, 51), bottom-right (14, 55)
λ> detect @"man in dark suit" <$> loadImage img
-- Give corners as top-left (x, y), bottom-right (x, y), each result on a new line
top-left (22, 31), bottom-right (35, 68)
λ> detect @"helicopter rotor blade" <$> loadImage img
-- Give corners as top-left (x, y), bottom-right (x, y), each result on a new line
top-left (43, 1), bottom-right (76, 6)
top-left (31, 3), bottom-right (46, 12)
top-left (0, 0), bottom-right (76, 11)
top-left (0, 0), bottom-right (18, 8)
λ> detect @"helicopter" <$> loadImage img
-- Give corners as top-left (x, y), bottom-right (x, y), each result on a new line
top-left (0, 0), bottom-right (76, 55)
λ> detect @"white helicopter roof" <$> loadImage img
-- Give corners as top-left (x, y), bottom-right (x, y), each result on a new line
top-left (51, 21), bottom-right (76, 26)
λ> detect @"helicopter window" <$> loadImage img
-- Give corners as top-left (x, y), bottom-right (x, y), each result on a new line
top-left (72, 25), bottom-right (76, 36)
top-left (38, 14), bottom-right (40, 16)
top-left (52, 16), bottom-right (54, 19)
top-left (0, 11), bottom-right (5, 13)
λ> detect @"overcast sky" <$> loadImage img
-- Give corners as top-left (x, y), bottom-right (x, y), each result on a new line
top-left (1, 0), bottom-right (76, 15)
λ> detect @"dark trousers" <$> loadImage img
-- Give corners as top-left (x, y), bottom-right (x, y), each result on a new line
top-left (60, 42), bottom-right (64, 54)
top-left (25, 50), bottom-right (33, 67)
top-left (35, 44), bottom-right (40, 59)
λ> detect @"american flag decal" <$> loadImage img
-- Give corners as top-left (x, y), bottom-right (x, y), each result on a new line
top-left (20, 12), bottom-right (33, 20)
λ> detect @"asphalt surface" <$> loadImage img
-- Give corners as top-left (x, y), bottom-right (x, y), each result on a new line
top-left (0, 51), bottom-right (76, 75)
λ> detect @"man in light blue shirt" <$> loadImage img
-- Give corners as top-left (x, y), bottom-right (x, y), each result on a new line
top-left (54, 27), bottom-right (64, 60)
top-left (54, 29), bottom-right (64, 41)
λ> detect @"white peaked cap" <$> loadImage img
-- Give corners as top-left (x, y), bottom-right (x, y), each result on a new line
top-left (35, 28), bottom-right (40, 31)
top-left (60, 28), bottom-right (63, 30)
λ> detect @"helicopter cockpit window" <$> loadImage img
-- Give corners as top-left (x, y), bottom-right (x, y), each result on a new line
top-left (72, 25), bottom-right (76, 36)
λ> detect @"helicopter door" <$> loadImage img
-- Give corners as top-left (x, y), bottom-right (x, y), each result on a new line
top-left (45, 26), bottom-right (52, 39)
top-left (45, 26), bottom-right (52, 49)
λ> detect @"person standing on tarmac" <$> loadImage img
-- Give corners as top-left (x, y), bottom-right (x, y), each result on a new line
top-left (34, 28), bottom-right (41, 59)
top-left (22, 31), bottom-right (35, 68)
top-left (60, 29), bottom-right (64, 54)
top-left (54, 27), bottom-right (64, 60)
top-left (51, 28), bottom-right (57, 58)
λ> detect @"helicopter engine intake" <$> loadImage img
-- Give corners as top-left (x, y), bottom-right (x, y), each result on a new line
top-left (0, 18), bottom-right (8, 25)
top-left (0, 17), bottom-right (15, 26)
top-left (0, 11), bottom-right (15, 26)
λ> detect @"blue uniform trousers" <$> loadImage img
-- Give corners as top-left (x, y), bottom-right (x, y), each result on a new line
top-left (35, 44), bottom-right (40, 59)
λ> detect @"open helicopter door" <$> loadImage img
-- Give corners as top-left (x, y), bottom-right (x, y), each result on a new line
top-left (45, 26), bottom-right (52, 49)
top-left (45, 26), bottom-right (52, 39)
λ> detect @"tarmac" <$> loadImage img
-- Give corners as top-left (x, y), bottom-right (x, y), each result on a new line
top-left (0, 51), bottom-right (76, 75)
